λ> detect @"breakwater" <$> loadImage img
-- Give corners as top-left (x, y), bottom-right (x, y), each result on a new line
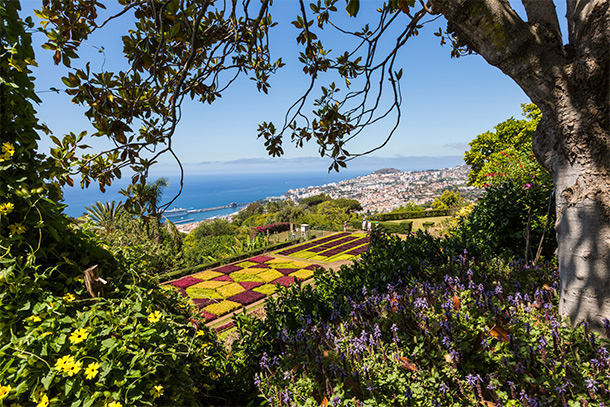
top-left (187, 203), bottom-right (246, 214)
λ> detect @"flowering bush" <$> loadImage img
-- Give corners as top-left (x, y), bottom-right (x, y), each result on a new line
top-left (250, 222), bottom-right (292, 238)
top-left (0, 10), bottom-right (230, 406)
top-left (227, 231), bottom-right (608, 406)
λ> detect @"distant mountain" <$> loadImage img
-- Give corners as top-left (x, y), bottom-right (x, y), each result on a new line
top-left (373, 168), bottom-right (402, 175)
top-left (151, 155), bottom-right (465, 175)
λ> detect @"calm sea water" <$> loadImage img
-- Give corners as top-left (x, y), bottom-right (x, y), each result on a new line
top-left (61, 170), bottom-right (368, 222)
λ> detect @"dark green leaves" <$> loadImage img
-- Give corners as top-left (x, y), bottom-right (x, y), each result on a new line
top-left (345, 0), bottom-right (360, 17)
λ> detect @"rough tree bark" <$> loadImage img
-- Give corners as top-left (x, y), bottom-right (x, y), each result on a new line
top-left (430, 0), bottom-right (609, 332)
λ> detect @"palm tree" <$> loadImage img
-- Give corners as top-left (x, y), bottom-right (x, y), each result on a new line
top-left (123, 177), bottom-right (170, 243)
top-left (85, 201), bottom-right (125, 234)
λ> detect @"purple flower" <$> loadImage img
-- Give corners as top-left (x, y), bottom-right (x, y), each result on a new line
top-left (281, 389), bottom-right (292, 403)
top-left (373, 324), bottom-right (381, 340)
top-left (465, 374), bottom-right (480, 387)
top-left (440, 382), bottom-right (449, 395)
top-left (525, 183), bottom-right (532, 189)
top-left (414, 297), bottom-right (429, 309)
top-left (586, 378), bottom-right (598, 398)
top-left (260, 352), bottom-right (269, 369)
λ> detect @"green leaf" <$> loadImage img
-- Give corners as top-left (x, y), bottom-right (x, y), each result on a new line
top-left (41, 370), bottom-right (55, 390)
top-left (345, 0), bottom-right (359, 17)
top-left (102, 337), bottom-right (116, 349)
top-left (83, 396), bottom-right (96, 407)
top-left (65, 379), bottom-right (73, 397)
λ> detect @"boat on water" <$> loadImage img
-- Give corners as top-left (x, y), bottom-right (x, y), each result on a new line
top-left (163, 207), bottom-right (189, 218)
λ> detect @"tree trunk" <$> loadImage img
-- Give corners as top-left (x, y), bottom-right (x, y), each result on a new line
top-left (430, 0), bottom-right (610, 333)
top-left (539, 99), bottom-right (610, 333)
top-left (555, 156), bottom-right (610, 332)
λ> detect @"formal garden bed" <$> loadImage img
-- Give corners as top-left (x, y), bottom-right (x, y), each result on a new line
top-left (276, 232), bottom-right (370, 261)
top-left (163, 232), bottom-right (371, 323)
top-left (164, 254), bottom-right (323, 323)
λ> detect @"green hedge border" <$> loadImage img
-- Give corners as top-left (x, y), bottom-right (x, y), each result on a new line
top-left (368, 209), bottom-right (450, 222)
top-left (156, 240), bottom-right (301, 283)
top-left (378, 220), bottom-right (413, 234)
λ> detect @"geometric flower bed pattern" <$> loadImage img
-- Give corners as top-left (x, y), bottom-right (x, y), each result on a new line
top-left (276, 232), bottom-right (370, 262)
top-left (165, 255), bottom-right (322, 323)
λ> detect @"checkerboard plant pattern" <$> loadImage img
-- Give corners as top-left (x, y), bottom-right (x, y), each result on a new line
top-left (164, 233), bottom-right (369, 323)
top-left (276, 232), bottom-right (370, 261)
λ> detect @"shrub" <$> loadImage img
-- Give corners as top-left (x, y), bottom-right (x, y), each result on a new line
top-left (369, 209), bottom-right (450, 221)
top-left (230, 231), bottom-right (607, 406)
top-left (251, 222), bottom-right (291, 238)
top-left (181, 234), bottom-right (236, 267)
top-left (0, 11), bottom-right (230, 405)
top-left (255, 257), bottom-right (609, 406)
top-left (450, 179), bottom-right (555, 259)
top-left (377, 220), bottom-right (413, 234)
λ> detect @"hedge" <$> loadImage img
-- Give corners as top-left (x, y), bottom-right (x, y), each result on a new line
top-left (368, 209), bottom-right (450, 221)
top-left (156, 239), bottom-right (300, 283)
top-left (377, 220), bottom-right (413, 234)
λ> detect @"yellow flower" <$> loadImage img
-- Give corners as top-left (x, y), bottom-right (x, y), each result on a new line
top-left (55, 355), bottom-right (75, 371)
top-left (0, 384), bottom-right (11, 399)
top-left (0, 202), bottom-right (14, 215)
top-left (149, 385), bottom-right (164, 399)
top-left (63, 293), bottom-right (76, 302)
top-left (106, 401), bottom-right (122, 407)
top-left (64, 360), bottom-right (82, 377)
top-left (8, 223), bottom-right (26, 235)
top-left (1, 142), bottom-right (14, 156)
top-left (84, 361), bottom-right (100, 380)
top-left (36, 394), bottom-right (49, 407)
top-left (196, 330), bottom-right (205, 336)
top-left (0, 142), bottom-right (15, 161)
top-left (147, 310), bottom-right (161, 323)
top-left (40, 331), bottom-right (52, 338)
top-left (69, 327), bottom-right (89, 344)
top-left (27, 315), bottom-right (42, 323)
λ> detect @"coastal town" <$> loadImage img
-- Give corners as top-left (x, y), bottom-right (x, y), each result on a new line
top-left (173, 165), bottom-right (478, 232)
top-left (283, 164), bottom-right (480, 214)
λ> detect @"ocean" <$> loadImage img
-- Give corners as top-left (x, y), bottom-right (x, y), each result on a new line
top-left (61, 170), bottom-right (369, 222)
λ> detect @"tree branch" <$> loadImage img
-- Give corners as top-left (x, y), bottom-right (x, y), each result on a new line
top-left (521, 0), bottom-right (562, 43)
top-left (429, 0), bottom-right (565, 102)
top-left (566, 0), bottom-right (606, 46)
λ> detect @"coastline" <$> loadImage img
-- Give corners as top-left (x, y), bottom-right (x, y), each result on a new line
top-left (173, 211), bottom-right (239, 233)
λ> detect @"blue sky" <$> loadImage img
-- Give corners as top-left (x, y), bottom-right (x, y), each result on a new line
top-left (26, 0), bottom-right (563, 173)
